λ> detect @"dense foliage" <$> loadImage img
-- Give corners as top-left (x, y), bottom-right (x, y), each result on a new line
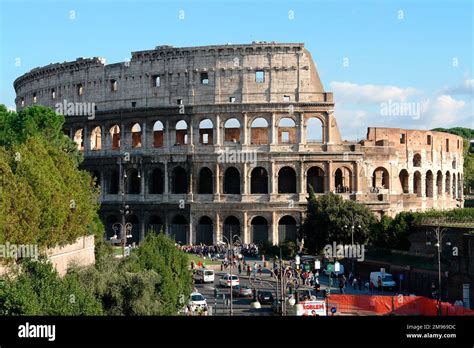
top-left (302, 191), bottom-right (376, 253)
top-left (0, 105), bottom-right (102, 248)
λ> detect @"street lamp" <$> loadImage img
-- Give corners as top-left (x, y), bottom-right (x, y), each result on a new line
top-left (344, 222), bottom-right (362, 275)
top-left (426, 224), bottom-right (450, 316)
top-left (219, 234), bottom-right (242, 316)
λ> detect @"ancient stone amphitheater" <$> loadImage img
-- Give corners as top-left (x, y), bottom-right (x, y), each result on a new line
top-left (14, 42), bottom-right (464, 246)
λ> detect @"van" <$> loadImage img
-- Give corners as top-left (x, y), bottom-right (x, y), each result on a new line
top-left (370, 272), bottom-right (396, 290)
top-left (194, 269), bottom-right (215, 284)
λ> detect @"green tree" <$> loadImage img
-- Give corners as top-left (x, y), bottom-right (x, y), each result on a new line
top-left (302, 191), bottom-right (376, 253)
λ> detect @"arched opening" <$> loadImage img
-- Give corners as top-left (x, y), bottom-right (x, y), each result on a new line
top-left (306, 117), bottom-right (323, 142)
top-left (278, 215), bottom-right (297, 242)
top-left (74, 128), bottom-right (84, 151)
top-left (172, 166), bottom-right (187, 194)
top-left (110, 125), bottom-right (120, 150)
top-left (250, 117), bottom-right (269, 145)
top-left (223, 216), bottom-right (240, 242)
top-left (335, 167), bottom-right (352, 193)
top-left (436, 171), bottom-right (443, 195)
top-left (199, 119), bottom-right (213, 145)
top-left (108, 170), bottom-right (119, 194)
top-left (105, 215), bottom-right (119, 240)
top-left (251, 167), bottom-right (268, 194)
top-left (126, 170), bottom-right (141, 194)
top-left (224, 118), bottom-right (240, 143)
top-left (413, 171), bottom-right (422, 197)
top-left (125, 215), bottom-right (140, 245)
top-left (278, 166), bottom-right (297, 193)
top-left (425, 170), bottom-right (434, 197)
top-left (413, 154), bottom-right (422, 167)
top-left (149, 168), bottom-right (164, 194)
top-left (223, 167), bottom-right (240, 194)
top-left (170, 214), bottom-right (188, 244)
top-left (90, 126), bottom-right (101, 150)
top-left (307, 167), bottom-right (325, 193)
top-left (131, 123), bottom-right (142, 148)
top-left (399, 170), bottom-right (409, 193)
top-left (457, 174), bottom-right (462, 198)
top-left (175, 120), bottom-right (188, 145)
top-left (196, 216), bottom-right (213, 245)
top-left (153, 121), bottom-right (164, 148)
top-left (198, 167), bottom-right (213, 194)
top-left (452, 173), bottom-right (456, 197)
top-left (445, 171), bottom-right (451, 195)
top-left (251, 216), bottom-right (268, 245)
top-left (452, 159), bottom-right (457, 170)
top-left (148, 215), bottom-right (163, 235)
top-left (278, 117), bottom-right (296, 144)
top-left (372, 167), bottom-right (390, 190)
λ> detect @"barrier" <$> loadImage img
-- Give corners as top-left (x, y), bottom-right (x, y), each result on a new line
top-left (327, 294), bottom-right (474, 316)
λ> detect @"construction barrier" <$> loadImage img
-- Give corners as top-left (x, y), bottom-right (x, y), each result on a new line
top-left (327, 294), bottom-right (474, 316)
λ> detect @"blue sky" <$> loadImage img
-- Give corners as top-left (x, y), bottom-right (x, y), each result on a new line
top-left (1, 0), bottom-right (472, 139)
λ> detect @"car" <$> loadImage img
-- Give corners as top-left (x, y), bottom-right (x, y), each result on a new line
top-left (194, 269), bottom-right (215, 284)
top-left (188, 292), bottom-right (207, 312)
top-left (219, 274), bottom-right (239, 287)
top-left (257, 290), bottom-right (274, 304)
top-left (370, 272), bottom-right (396, 290)
top-left (232, 285), bottom-right (253, 297)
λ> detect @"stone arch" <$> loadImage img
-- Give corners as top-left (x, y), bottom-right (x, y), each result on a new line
top-left (250, 117), bottom-right (269, 145)
top-left (436, 170), bottom-right (443, 195)
top-left (74, 128), bottom-right (84, 150)
top-left (278, 215), bottom-right (297, 242)
top-left (131, 123), bottom-right (142, 148)
top-left (172, 166), bottom-right (188, 194)
top-left (224, 118), bottom-right (240, 143)
top-left (334, 166), bottom-right (352, 193)
top-left (399, 169), bottom-right (409, 193)
top-left (425, 170), bottom-right (434, 197)
top-left (445, 171), bottom-right (451, 195)
top-left (307, 166), bottom-right (325, 193)
top-left (223, 215), bottom-right (241, 242)
top-left (148, 215), bottom-right (163, 234)
top-left (109, 124), bottom-right (120, 150)
top-left (175, 120), bottom-right (188, 145)
top-left (153, 121), bottom-right (164, 148)
top-left (170, 214), bottom-right (188, 244)
top-left (90, 126), bottom-right (102, 150)
top-left (199, 118), bottom-right (213, 145)
top-left (251, 166), bottom-right (269, 194)
top-left (196, 216), bottom-right (213, 245)
top-left (223, 167), bottom-right (240, 194)
top-left (250, 216), bottom-right (269, 245)
top-left (372, 167), bottom-right (390, 190)
top-left (278, 117), bottom-right (296, 144)
top-left (149, 167), bottom-right (164, 194)
top-left (107, 169), bottom-right (119, 194)
top-left (306, 116), bottom-right (323, 142)
top-left (126, 169), bottom-right (141, 194)
top-left (278, 166), bottom-right (297, 193)
top-left (413, 171), bottom-right (422, 197)
top-left (198, 167), bottom-right (213, 194)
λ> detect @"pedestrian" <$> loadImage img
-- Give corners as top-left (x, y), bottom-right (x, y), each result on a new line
top-left (352, 277), bottom-right (357, 289)
top-left (238, 263), bottom-right (242, 275)
top-left (258, 264), bottom-right (262, 276)
top-left (339, 276), bottom-right (346, 294)
top-left (247, 265), bottom-right (251, 277)
top-left (314, 277), bottom-right (321, 297)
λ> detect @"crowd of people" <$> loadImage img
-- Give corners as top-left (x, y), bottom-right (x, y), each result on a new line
top-left (179, 243), bottom-right (260, 260)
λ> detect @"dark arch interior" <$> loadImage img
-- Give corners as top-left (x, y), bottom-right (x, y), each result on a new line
top-left (251, 167), bottom-right (268, 194)
top-left (307, 167), bottom-right (324, 193)
top-left (224, 167), bottom-right (240, 194)
top-left (278, 166), bottom-right (297, 193)
top-left (198, 167), bottom-right (213, 194)
top-left (149, 168), bottom-right (164, 194)
top-left (172, 166), bottom-right (187, 194)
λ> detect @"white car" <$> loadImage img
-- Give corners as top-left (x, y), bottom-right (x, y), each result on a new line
top-left (219, 274), bottom-right (240, 287)
top-left (370, 272), bottom-right (396, 290)
top-left (188, 292), bottom-right (207, 311)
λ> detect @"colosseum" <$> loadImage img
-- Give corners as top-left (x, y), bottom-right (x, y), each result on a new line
top-left (13, 42), bottom-right (465, 246)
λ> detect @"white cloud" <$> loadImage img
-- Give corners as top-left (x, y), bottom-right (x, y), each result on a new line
top-left (330, 81), bottom-right (419, 104)
top-left (426, 94), bottom-right (469, 128)
top-left (441, 79), bottom-right (474, 97)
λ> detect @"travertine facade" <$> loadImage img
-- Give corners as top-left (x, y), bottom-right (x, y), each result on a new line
top-left (14, 42), bottom-right (464, 246)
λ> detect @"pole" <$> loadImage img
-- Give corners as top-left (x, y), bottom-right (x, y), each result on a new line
top-left (437, 228), bottom-right (442, 316)
top-left (229, 243), bottom-right (233, 316)
top-left (351, 225), bottom-right (355, 275)
top-left (120, 159), bottom-right (125, 258)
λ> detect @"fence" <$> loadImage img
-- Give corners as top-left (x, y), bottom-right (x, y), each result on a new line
top-left (327, 294), bottom-right (474, 316)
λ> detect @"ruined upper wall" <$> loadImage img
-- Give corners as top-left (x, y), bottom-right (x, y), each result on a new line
top-left (14, 42), bottom-right (332, 111)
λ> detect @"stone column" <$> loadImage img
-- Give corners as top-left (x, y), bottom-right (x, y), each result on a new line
top-left (354, 161), bottom-right (361, 194)
top-left (421, 174), bottom-right (426, 198)
top-left (83, 125), bottom-right (89, 151)
top-left (189, 214), bottom-right (194, 244)
top-left (214, 163), bottom-right (221, 201)
top-left (214, 213), bottom-right (221, 245)
top-left (120, 122), bottom-right (127, 149)
top-left (141, 122), bottom-right (147, 149)
top-left (298, 112), bottom-right (305, 145)
top-left (242, 112), bottom-right (249, 145)
top-left (408, 172), bottom-right (414, 194)
top-left (139, 220), bottom-right (145, 243)
top-left (243, 211), bottom-right (249, 244)
top-left (215, 114), bottom-right (221, 146)
top-left (243, 162), bottom-right (249, 195)
top-left (326, 111), bottom-right (333, 144)
top-left (189, 121), bottom-right (195, 149)
top-left (270, 113), bottom-right (277, 145)
top-left (100, 125), bottom-right (106, 151)
top-left (188, 165), bottom-right (194, 201)
top-left (165, 120), bottom-right (171, 149)
top-left (326, 161), bottom-right (333, 192)
top-left (272, 211), bottom-right (278, 246)
top-left (270, 161), bottom-right (277, 195)
top-left (299, 161), bottom-right (306, 201)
